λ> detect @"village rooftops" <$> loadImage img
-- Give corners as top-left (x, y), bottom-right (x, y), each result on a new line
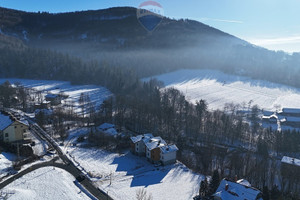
top-left (0, 112), bottom-right (14, 131)
top-left (281, 156), bottom-right (300, 167)
top-left (213, 179), bottom-right (262, 200)
top-left (160, 144), bottom-right (178, 154)
top-left (145, 137), bottom-right (167, 150)
top-left (130, 133), bottom-right (153, 144)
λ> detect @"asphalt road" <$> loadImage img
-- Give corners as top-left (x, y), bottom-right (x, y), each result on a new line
top-left (30, 124), bottom-right (114, 200)
top-left (0, 159), bottom-right (112, 200)
top-left (0, 115), bottom-right (113, 200)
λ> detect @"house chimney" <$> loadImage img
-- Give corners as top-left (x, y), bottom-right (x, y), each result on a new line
top-left (225, 184), bottom-right (229, 191)
top-left (234, 175), bottom-right (238, 182)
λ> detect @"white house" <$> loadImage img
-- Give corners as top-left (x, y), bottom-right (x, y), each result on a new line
top-left (160, 144), bottom-right (178, 165)
top-left (0, 112), bottom-right (29, 143)
top-left (130, 133), bottom-right (153, 156)
top-left (213, 179), bottom-right (262, 200)
top-left (130, 134), bottom-right (179, 165)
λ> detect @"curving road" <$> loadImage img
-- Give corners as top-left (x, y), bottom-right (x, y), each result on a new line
top-left (0, 114), bottom-right (113, 200)
top-left (0, 158), bottom-right (111, 200)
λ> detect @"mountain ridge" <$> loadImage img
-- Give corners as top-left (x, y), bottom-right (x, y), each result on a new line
top-left (1, 6), bottom-right (300, 89)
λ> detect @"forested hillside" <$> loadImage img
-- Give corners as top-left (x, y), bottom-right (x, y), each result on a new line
top-left (0, 34), bottom-right (138, 93)
top-left (1, 6), bottom-right (300, 88)
top-left (0, 7), bottom-right (300, 197)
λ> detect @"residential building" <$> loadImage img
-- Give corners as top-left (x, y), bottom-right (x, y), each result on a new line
top-left (0, 111), bottom-right (29, 143)
top-left (130, 133), bottom-right (153, 156)
top-left (45, 93), bottom-right (61, 105)
top-left (96, 123), bottom-right (118, 137)
top-left (279, 108), bottom-right (300, 117)
top-left (145, 137), bottom-right (167, 164)
top-left (213, 179), bottom-right (263, 200)
top-left (160, 144), bottom-right (178, 165)
top-left (34, 101), bottom-right (51, 110)
top-left (130, 134), bottom-right (179, 165)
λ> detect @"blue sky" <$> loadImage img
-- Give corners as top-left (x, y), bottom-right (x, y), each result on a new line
top-left (1, 0), bottom-right (300, 52)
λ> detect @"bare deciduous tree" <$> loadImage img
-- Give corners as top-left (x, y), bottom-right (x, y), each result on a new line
top-left (136, 188), bottom-right (153, 200)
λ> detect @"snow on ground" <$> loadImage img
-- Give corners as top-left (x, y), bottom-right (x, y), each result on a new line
top-left (144, 69), bottom-right (300, 110)
top-left (0, 78), bottom-right (112, 113)
top-left (0, 167), bottom-right (91, 200)
top-left (66, 147), bottom-right (203, 200)
top-left (0, 152), bottom-right (17, 179)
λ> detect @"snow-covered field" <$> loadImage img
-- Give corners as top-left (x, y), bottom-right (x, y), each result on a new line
top-left (0, 78), bottom-right (112, 113)
top-left (66, 147), bottom-right (203, 200)
top-left (0, 167), bottom-right (91, 200)
top-left (0, 152), bottom-right (16, 179)
top-left (145, 69), bottom-right (300, 110)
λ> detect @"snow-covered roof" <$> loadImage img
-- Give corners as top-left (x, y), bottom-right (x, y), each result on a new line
top-left (213, 179), bottom-right (262, 200)
top-left (236, 179), bottom-right (251, 187)
top-left (98, 123), bottom-right (115, 130)
top-left (130, 133), bottom-right (153, 144)
top-left (103, 128), bottom-right (118, 136)
top-left (19, 119), bottom-right (29, 127)
top-left (281, 108), bottom-right (300, 114)
top-left (45, 93), bottom-right (59, 99)
top-left (263, 111), bottom-right (274, 116)
top-left (160, 144), bottom-right (178, 154)
top-left (281, 156), bottom-right (300, 167)
top-left (284, 117), bottom-right (300, 122)
top-left (35, 109), bottom-right (53, 116)
top-left (0, 112), bottom-right (13, 131)
top-left (146, 137), bottom-right (167, 150)
top-left (96, 123), bottom-right (118, 136)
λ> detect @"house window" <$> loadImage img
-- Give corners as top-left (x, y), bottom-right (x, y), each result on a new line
top-left (23, 129), bottom-right (26, 133)
top-left (15, 126), bottom-right (17, 129)
top-left (136, 147), bottom-right (139, 151)
top-left (5, 133), bottom-right (8, 137)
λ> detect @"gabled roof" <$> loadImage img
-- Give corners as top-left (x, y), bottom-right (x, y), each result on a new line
top-left (0, 112), bottom-right (13, 131)
top-left (236, 179), bottom-right (251, 187)
top-left (281, 156), bottom-right (300, 167)
top-left (98, 123), bottom-right (115, 130)
top-left (284, 117), bottom-right (300, 122)
top-left (160, 144), bottom-right (178, 154)
top-left (281, 108), bottom-right (300, 114)
top-left (145, 137), bottom-right (167, 150)
top-left (130, 133), bottom-right (153, 144)
top-left (45, 93), bottom-right (59, 99)
top-left (213, 179), bottom-right (262, 200)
